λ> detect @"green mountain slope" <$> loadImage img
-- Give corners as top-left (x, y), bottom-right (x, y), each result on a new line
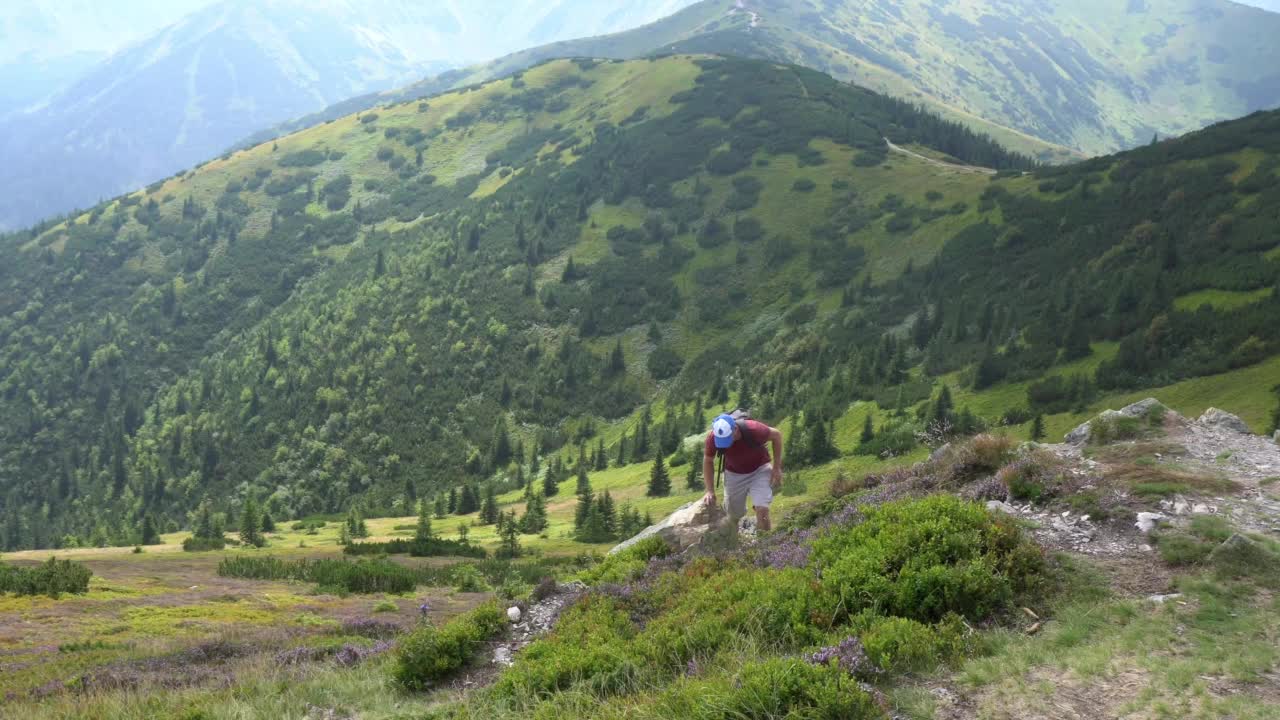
top-left (247, 0), bottom-right (1280, 164)
top-left (1, 55), bottom-right (1278, 551)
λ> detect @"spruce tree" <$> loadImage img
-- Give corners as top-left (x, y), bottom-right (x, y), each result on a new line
top-left (480, 485), bottom-right (499, 525)
top-left (1030, 414), bottom-right (1047, 442)
top-left (647, 452), bottom-right (671, 497)
top-left (260, 511), bottom-right (275, 533)
top-left (415, 500), bottom-right (434, 541)
top-left (616, 433), bottom-right (628, 466)
top-left (140, 514), bottom-right (161, 545)
top-left (434, 494), bottom-right (447, 518)
top-left (595, 438), bottom-right (608, 470)
top-left (685, 446), bottom-right (702, 490)
top-left (447, 488), bottom-right (458, 514)
top-left (599, 491), bottom-right (617, 538)
top-left (860, 413), bottom-right (875, 444)
top-left (575, 463), bottom-right (591, 497)
top-left (574, 490), bottom-right (594, 536)
top-left (608, 339), bottom-right (625, 375)
top-left (239, 497), bottom-right (264, 547)
top-left (542, 464), bottom-right (559, 497)
top-left (498, 515), bottom-right (521, 559)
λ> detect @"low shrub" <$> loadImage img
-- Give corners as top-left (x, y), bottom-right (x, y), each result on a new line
top-left (217, 556), bottom-right (417, 594)
top-left (578, 536), bottom-right (673, 585)
top-left (811, 495), bottom-right (1044, 622)
top-left (0, 557), bottom-right (93, 597)
top-left (1088, 414), bottom-right (1145, 445)
top-left (343, 537), bottom-right (486, 559)
top-left (655, 658), bottom-right (883, 719)
top-left (995, 451), bottom-right (1064, 503)
top-left (1155, 532), bottom-right (1214, 567)
top-left (392, 602), bottom-right (507, 689)
top-left (372, 600), bottom-right (399, 613)
top-left (452, 564), bottom-right (491, 593)
top-left (182, 537), bottom-right (226, 552)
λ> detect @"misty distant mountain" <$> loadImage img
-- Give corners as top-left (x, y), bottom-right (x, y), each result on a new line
top-left (0, 0), bottom-right (696, 231)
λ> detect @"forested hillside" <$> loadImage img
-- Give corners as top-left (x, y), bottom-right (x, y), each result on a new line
top-left (1, 55), bottom-right (1278, 550)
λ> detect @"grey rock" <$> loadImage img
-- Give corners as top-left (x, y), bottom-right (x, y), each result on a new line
top-left (493, 646), bottom-right (513, 667)
top-left (1135, 512), bottom-right (1166, 533)
top-left (507, 606), bottom-right (522, 623)
top-left (986, 500), bottom-right (1017, 514)
top-left (1119, 398), bottom-right (1166, 419)
top-left (609, 497), bottom-right (727, 555)
top-left (929, 443), bottom-right (952, 462)
top-left (1146, 593), bottom-right (1183, 604)
top-left (1207, 533), bottom-right (1272, 574)
top-left (1273, 430), bottom-right (1279, 445)
top-left (1197, 408), bottom-right (1251, 435)
top-left (1066, 410), bottom-right (1122, 445)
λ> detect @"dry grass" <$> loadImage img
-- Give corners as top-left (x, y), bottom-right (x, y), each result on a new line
top-left (1085, 441), bottom-right (1189, 464)
top-left (1109, 463), bottom-right (1243, 498)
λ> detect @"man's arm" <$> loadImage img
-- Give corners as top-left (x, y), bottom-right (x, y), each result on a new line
top-left (768, 426), bottom-right (783, 487)
top-left (702, 446), bottom-right (716, 505)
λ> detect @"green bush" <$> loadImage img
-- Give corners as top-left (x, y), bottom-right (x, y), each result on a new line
top-left (811, 495), bottom-right (1044, 622)
top-left (859, 615), bottom-right (969, 674)
top-left (654, 659), bottom-right (883, 720)
top-left (578, 535), bottom-right (672, 585)
top-left (182, 537), bottom-right (226, 552)
top-left (0, 557), bottom-right (93, 597)
top-left (217, 556), bottom-right (417, 594)
top-left (452, 564), bottom-right (491, 592)
top-left (1155, 532), bottom-right (1213, 567)
top-left (1089, 414), bottom-right (1144, 445)
top-left (392, 602), bottom-right (507, 689)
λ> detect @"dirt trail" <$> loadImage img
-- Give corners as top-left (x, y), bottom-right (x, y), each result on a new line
top-left (883, 138), bottom-right (997, 175)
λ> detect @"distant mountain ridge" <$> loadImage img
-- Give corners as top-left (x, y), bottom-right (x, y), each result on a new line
top-left (258, 0), bottom-right (1280, 164)
top-left (0, 0), bottom-right (698, 231)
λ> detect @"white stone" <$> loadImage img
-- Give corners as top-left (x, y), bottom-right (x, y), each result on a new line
top-left (1135, 512), bottom-right (1166, 533)
top-left (986, 500), bottom-right (1017, 514)
top-left (1192, 504), bottom-right (1211, 514)
top-left (507, 606), bottom-right (522, 623)
top-left (493, 646), bottom-right (513, 666)
top-left (1197, 408), bottom-right (1251, 435)
top-left (1173, 500), bottom-right (1190, 515)
top-left (1146, 593), bottom-right (1183, 604)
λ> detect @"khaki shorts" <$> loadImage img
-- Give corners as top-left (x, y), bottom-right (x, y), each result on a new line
top-left (723, 463), bottom-right (773, 518)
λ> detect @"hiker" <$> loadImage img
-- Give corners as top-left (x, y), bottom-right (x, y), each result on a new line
top-left (703, 412), bottom-right (783, 532)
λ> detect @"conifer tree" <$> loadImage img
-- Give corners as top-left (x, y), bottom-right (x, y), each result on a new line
top-left (498, 515), bottom-right (521, 559)
top-left (260, 511), bottom-right (275, 533)
top-left (575, 463), bottom-right (591, 497)
top-left (520, 490), bottom-right (548, 534)
top-left (685, 446), bottom-right (702, 490)
top-left (414, 500), bottom-right (434, 541)
top-left (346, 506), bottom-right (369, 539)
top-left (447, 488), bottom-right (458, 514)
top-left (1030, 414), bottom-right (1046, 442)
top-left (140, 514), bottom-right (161, 545)
top-left (607, 339), bottom-right (626, 375)
top-left (647, 452), bottom-right (671, 497)
top-left (860, 413), bottom-right (875, 444)
top-left (595, 438), bottom-right (608, 470)
top-left (598, 491), bottom-right (617, 537)
top-left (542, 463), bottom-right (559, 498)
top-left (434, 494), bottom-right (447, 518)
top-left (239, 497), bottom-right (264, 547)
top-left (616, 433), bottom-right (629, 466)
top-left (574, 491), bottom-right (594, 536)
top-left (480, 485), bottom-right (499, 525)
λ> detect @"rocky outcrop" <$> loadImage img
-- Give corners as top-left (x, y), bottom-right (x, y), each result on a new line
top-left (609, 497), bottom-right (727, 555)
top-left (1197, 408), bottom-right (1251, 435)
top-left (1065, 398), bottom-right (1168, 445)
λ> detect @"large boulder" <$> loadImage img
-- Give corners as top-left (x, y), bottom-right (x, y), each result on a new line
top-left (1065, 399), bottom-right (1169, 445)
top-left (1197, 408), bottom-right (1251, 435)
top-left (608, 497), bottom-right (727, 555)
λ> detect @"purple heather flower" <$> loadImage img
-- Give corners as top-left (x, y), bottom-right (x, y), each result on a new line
top-left (804, 637), bottom-right (879, 679)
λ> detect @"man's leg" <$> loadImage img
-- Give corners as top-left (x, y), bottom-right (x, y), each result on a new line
top-left (755, 506), bottom-right (772, 532)
top-left (719, 470), bottom-right (750, 548)
top-left (749, 464), bottom-right (774, 533)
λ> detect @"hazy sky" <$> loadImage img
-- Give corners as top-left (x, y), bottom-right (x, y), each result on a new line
top-left (1237, 0), bottom-right (1280, 10)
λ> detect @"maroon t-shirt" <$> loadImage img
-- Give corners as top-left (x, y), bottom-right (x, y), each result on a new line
top-left (704, 419), bottom-right (772, 474)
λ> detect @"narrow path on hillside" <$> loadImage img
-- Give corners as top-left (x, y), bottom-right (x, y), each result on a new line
top-left (883, 138), bottom-right (997, 175)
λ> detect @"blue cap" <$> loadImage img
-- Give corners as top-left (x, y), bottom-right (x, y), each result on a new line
top-left (712, 414), bottom-right (736, 449)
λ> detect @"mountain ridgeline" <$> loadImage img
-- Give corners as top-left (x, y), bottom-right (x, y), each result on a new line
top-left (0, 55), bottom-right (1278, 550)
